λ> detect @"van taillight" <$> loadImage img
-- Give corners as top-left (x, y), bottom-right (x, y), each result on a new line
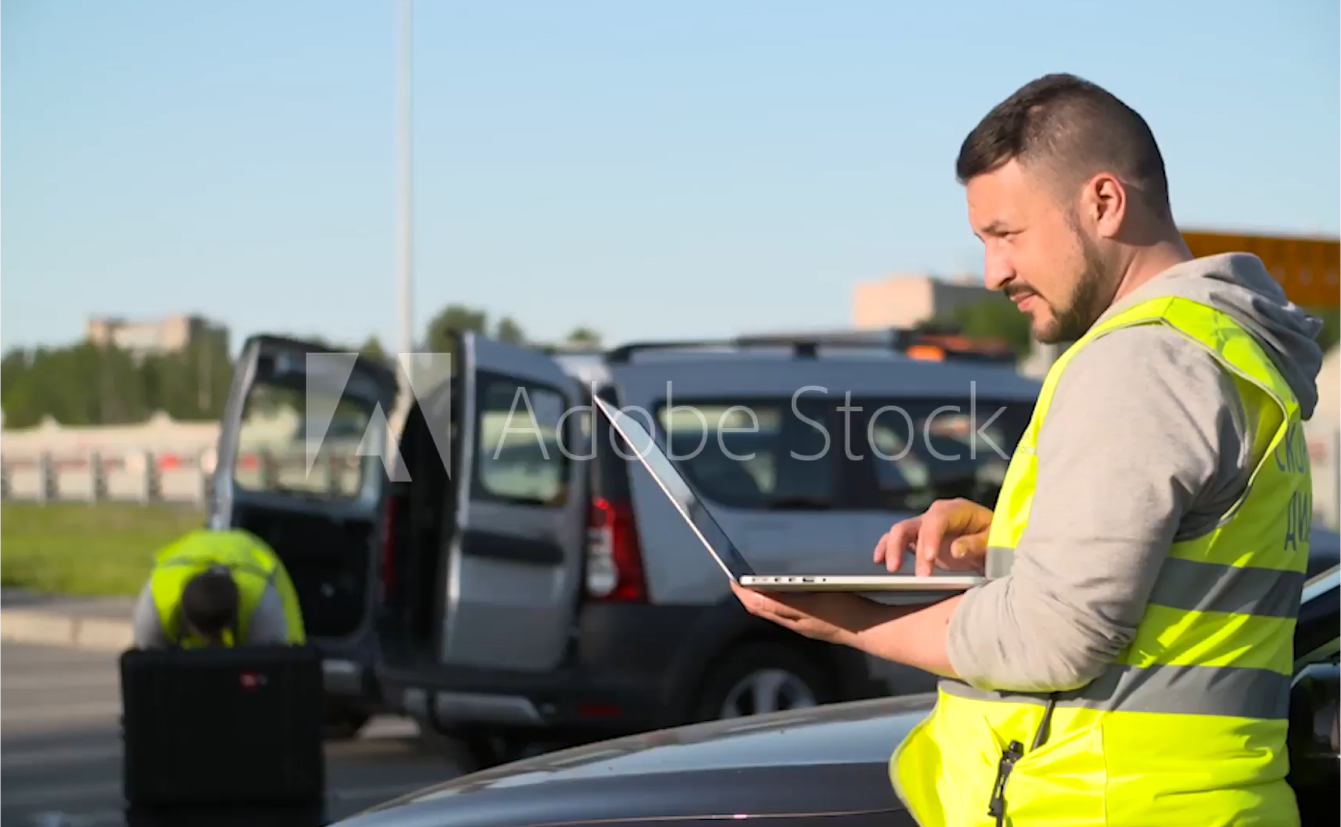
top-left (586, 497), bottom-right (646, 603)
top-left (379, 495), bottom-right (399, 604)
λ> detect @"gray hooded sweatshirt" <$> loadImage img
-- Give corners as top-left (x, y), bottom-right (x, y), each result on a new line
top-left (945, 253), bottom-right (1325, 692)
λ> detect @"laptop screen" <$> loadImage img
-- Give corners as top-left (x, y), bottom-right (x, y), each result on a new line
top-left (593, 396), bottom-right (756, 580)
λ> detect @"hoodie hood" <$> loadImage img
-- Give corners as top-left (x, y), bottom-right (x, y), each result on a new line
top-left (1097, 252), bottom-right (1325, 420)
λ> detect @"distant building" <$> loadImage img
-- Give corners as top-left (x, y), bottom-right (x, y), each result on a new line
top-left (86, 314), bottom-right (229, 361)
top-left (852, 272), bottom-right (1002, 330)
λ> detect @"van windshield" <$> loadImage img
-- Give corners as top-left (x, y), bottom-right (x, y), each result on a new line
top-left (232, 379), bottom-right (386, 506)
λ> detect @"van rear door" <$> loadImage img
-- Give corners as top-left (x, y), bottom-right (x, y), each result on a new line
top-left (209, 335), bottom-right (400, 643)
top-left (437, 332), bottom-right (589, 672)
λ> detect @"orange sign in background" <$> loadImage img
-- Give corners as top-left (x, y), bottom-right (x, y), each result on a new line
top-left (1183, 230), bottom-right (1340, 308)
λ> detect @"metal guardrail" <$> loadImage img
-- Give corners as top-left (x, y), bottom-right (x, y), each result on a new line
top-left (0, 448), bottom-right (366, 506)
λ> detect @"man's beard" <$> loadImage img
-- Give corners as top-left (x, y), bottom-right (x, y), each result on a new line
top-left (1038, 221), bottom-right (1107, 344)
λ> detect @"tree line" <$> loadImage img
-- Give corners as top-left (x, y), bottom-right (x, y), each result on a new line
top-left (0, 305), bottom-right (605, 429)
top-left (3, 299), bottom-right (1334, 430)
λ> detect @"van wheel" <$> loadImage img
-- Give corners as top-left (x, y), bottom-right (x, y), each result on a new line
top-left (324, 708), bottom-right (372, 741)
top-left (691, 642), bottom-right (834, 722)
top-left (419, 726), bottom-right (529, 774)
top-left (456, 733), bottom-right (513, 774)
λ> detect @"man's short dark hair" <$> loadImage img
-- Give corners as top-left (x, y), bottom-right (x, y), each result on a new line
top-left (180, 568), bottom-right (240, 638)
top-left (955, 73), bottom-right (1171, 219)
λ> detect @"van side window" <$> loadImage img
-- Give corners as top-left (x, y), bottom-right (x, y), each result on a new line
top-left (861, 397), bottom-right (1031, 512)
top-left (475, 375), bottom-right (570, 506)
top-left (653, 398), bottom-right (833, 510)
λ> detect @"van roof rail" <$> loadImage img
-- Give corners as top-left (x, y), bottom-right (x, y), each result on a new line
top-left (602, 329), bottom-right (1015, 365)
top-left (604, 339), bottom-right (750, 363)
top-left (733, 329), bottom-right (917, 350)
top-left (538, 344), bottom-right (607, 356)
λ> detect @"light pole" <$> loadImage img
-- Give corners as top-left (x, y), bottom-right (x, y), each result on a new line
top-left (396, 0), bottom-right (414, 383)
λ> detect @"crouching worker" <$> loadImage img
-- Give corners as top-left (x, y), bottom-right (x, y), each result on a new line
top-left (131, 528), bottom-right (306, 649)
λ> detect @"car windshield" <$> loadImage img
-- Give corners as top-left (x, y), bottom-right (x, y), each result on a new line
top-left (1296, 563), bottom-right (1339, 672)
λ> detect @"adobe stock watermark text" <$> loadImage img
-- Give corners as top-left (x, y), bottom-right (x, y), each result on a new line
top-left (297, 351), bottom-right (1013, 483)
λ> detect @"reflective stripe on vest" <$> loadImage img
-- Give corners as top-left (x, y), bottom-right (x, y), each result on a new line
top-left (889, 296), bottom-right (1311, 827)
top-left (150, 529), bottom-right (281, 648)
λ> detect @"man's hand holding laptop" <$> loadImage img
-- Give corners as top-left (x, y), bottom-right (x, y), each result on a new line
top-left (728, 580), bottom-right (882, 649)
top-left (731, 497), bottom-right (993, 679)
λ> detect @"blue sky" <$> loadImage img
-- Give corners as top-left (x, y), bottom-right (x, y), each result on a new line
top-left (3, 0), bottom-right (1338, 355)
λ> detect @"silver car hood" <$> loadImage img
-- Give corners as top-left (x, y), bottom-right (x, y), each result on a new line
top-left (339, 693), bottom-right (937, 825)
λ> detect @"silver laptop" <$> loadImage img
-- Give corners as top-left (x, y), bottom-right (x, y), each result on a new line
top-left (593, 395), bottom-right (986, 593)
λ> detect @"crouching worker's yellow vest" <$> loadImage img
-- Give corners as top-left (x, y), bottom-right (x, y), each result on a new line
top-left (150, 529), bottom-right (306, 648)
top-left (891, 296), bottom-right (1312, 826)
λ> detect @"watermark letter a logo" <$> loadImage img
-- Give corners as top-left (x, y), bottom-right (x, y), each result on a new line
top-left (303, 351), bottom-right (457, 485)
top-left (303, 352), bottom-right (408, 483)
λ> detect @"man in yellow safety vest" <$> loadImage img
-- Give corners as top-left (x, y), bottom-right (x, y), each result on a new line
top-left (731, 72), bottom-right (1324, 826)
top-left (131, 528), bottom-right (306, 649)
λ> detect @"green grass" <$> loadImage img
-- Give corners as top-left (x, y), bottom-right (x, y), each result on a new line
top-left (1, 502), bottom-right (206, 596)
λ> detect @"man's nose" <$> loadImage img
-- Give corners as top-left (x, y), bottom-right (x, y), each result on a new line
top-left (983, 252), bottom-right (1014, 291)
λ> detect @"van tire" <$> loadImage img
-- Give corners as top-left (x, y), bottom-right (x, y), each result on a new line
top-left (690, 641), bottom-right (835, 723)
top-left (456, 733), bottom-right (512, 774)
top-left (419, 725), bottom-right (527, 774)
top-left (324, 708), bottom-right (372, 741)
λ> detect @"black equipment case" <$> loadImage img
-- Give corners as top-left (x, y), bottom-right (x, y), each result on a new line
top-left (119, 644), bottom-right (327, 827)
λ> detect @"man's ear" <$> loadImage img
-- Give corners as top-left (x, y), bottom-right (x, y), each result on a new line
top-left (1085, 173), bottom-right (1127, 240)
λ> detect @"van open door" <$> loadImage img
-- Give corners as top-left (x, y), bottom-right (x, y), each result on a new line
top-left (435, 331), bottom-right (590, 673)
top-left (209, 335), bottom-right (401, 645)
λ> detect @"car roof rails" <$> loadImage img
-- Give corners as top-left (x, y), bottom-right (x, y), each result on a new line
top-left (772, 331), bottom-right (1018, 364)
top-left (538, 343), bottom-right (608, 357)
top-left (603, 328), bottom-right (1016, 365)
top-left (734, 329), bottom-right (918, 351)
top-left (604, 338), bottom-right (753, 363)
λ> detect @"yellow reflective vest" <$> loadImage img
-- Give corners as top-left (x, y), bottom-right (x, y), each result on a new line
top-left (890, 296), bottom-right (1312, 827)
top-left (150, 529), bottom-right (306, 648)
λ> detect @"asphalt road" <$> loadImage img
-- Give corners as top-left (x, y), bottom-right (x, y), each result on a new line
top-left (1, 642), bottom-right (461, 826)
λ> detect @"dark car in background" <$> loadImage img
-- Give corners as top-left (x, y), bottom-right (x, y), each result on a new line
top-left (372, 331), bottom-right (1046, 770)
